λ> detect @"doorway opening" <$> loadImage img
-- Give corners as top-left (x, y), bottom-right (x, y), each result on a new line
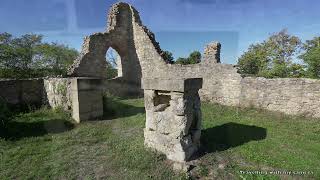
top-left (106, 47), bottom-right (122, 79)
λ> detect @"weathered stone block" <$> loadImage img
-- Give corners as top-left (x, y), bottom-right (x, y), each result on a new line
top-left (143, 78), bottom-right (202, 165)
top-left (71, 78), bottom-right (103, 123)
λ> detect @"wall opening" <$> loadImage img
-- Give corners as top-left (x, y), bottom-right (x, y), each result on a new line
top-left (153, 90), bottom-right (171, 112)
top-left (106, 47), bottom-right (122, 79)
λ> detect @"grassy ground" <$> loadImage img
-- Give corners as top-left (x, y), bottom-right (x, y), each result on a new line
top-left (1, 97), bottom-right (320, 179)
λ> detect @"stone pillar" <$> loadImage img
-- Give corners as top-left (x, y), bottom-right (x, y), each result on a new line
top-left (203, 41), bottom-right (221, 63)
top-left (142, 78), bottom-right (203, 167)
top-left (71, 78), bottom-right (104, 123)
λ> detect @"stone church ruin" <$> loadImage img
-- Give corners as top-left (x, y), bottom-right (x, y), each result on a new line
top-left (2, 1), bottom-right (320, 170)
top-left (66, 2), bottom-right (320, 120)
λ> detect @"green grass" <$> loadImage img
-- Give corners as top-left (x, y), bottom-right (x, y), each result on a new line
top-left (200, 103), bottom-right (320, 179)
top-left (1, 97), bottom-right (320, 179)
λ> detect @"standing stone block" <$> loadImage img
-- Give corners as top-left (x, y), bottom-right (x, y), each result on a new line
top-left (142, 78), bottom-right (203, 163)
top-left (71, 78), bottom-right (103, 123)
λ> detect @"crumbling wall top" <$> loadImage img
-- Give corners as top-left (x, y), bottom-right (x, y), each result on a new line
top-left (203, 41), bottom-right (221, 63)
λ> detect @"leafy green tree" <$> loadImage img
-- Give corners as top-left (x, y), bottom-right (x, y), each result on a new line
top-left (175, 51), bottom-right (202, 65)
top-left (105, 62), bottom-right (118, 79)
top-left (303, 37), bottom-right (320, 51)
top-left (188, 51), bottom-right (201, 64)
top-left (36, 43), bottom-right (78, 76)
top-left (105, 48), bottom-right (120, 79)
top-left (162, 50), bottom-right (174, 64)
top-left (0, 32), bottom-right (78, 79)
top-left (175, 57), bottom-right (188, 65)
top-left (299, 37), bottom-right (320, 78)
top-left (238, 29), bottom-right (302, 78)
top-left (288, 63), bottom-right (306, 78)
top-left (14, 34), bottom-right (42, 71)
top-left (0, 33), bottom-right (15, 69)
top-left (237, 44), bottom-right (268, 75)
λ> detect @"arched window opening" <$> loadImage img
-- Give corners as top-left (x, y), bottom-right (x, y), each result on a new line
top-left (106, 47), bottom-right (122, 79)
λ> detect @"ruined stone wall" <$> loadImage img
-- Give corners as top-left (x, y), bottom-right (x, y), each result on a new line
top-left (239, 77), bottom-right (320, 117)
top-left (44, 78), bottom-right (72, 110)
top-left (127, 2), bottom-right (320, 118)
top-left (103, 78), bottom-right (143, 97)
top-left (65, 2), bottom-right (320, 118)
top-left (68, 3), bottom-right (142, 86)
top-left (0, 78), bottom-right (72, 110)
top-left (139, 60), bottom-right (320, 118)
top-left (0, 79), bottom-right (44, 107)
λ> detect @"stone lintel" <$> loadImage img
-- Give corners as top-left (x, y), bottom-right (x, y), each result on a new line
top-left (142, 78), bottom-right (203, 92)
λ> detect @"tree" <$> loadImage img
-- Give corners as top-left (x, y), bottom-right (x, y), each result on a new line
top-left (299, 37), bottom-right (320, 78)
top-left (105, 61), bottom-right (118, 79)
top-left (175, 51), bottom-right (202, 65)
top-left (0, 33), bottom-right (15, 69)
top-left (303, 37), bottom-right (320, 51)
top-left (237, 44), bottom-right (268, 75)
top-left (161, 50), bottom-right (174, 64)
top-left (36, 43), bottom-right (78, 76)
top-left (188, 51), bottom-right (201, 64)
top-left (105, 48), bottom-right (120, 79)
top-left (288, 63), bottom-right (306, 78)
top-left (238, 29), bottom-right (302, 78)
top-left (0, 32), bottom-right (79, 79)
top-left (12, 34), bottom-right (43, 73)
top-left (175, 57), bottom-right (188, 65)
top-left (106, 48), bottom-right (119, 68)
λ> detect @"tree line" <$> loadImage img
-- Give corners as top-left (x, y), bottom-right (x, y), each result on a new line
top-left (0, 32), bottom-right (78, 79)
top-left (238, 29), bottom-right (320, 79)
top-left (163, 29), bottom-right (320, 79)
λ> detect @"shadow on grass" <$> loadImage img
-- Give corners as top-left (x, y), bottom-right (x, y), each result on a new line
top-left (0, 119), bottom-right (74, 140)
top-left (201, 122), bottom-right (267, 153)
top-left (102, 96), bottom-right (145, 120)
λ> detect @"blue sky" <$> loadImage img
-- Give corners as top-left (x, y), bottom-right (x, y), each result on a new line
top-left (0, 0), bottom-right (319, 64)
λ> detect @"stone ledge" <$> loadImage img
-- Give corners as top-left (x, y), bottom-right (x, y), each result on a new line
top-left (142, 78), bottom-right (203, 92)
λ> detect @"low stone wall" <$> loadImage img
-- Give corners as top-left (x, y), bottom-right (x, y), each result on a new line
top-left (104, 77), bottom-right (143, 98)
top-left (2, 74), bottom-right (320, 118)
top-left (0, 79), bottom-right (44, 107)
top-left (44, 78), bottom-right (72, 110)
top-left (0, 78), bottom-right (72, 110)
top-left (239, 77), bottom-right (320, 117)
top-left (165, 62), bottom-right (320, 118)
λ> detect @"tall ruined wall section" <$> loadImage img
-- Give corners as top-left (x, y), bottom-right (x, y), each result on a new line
top-left (68, 3), bottom-right (142, 85)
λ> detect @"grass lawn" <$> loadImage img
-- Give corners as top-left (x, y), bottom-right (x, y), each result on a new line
top-left (1, 97), bottom-right (320, 179)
